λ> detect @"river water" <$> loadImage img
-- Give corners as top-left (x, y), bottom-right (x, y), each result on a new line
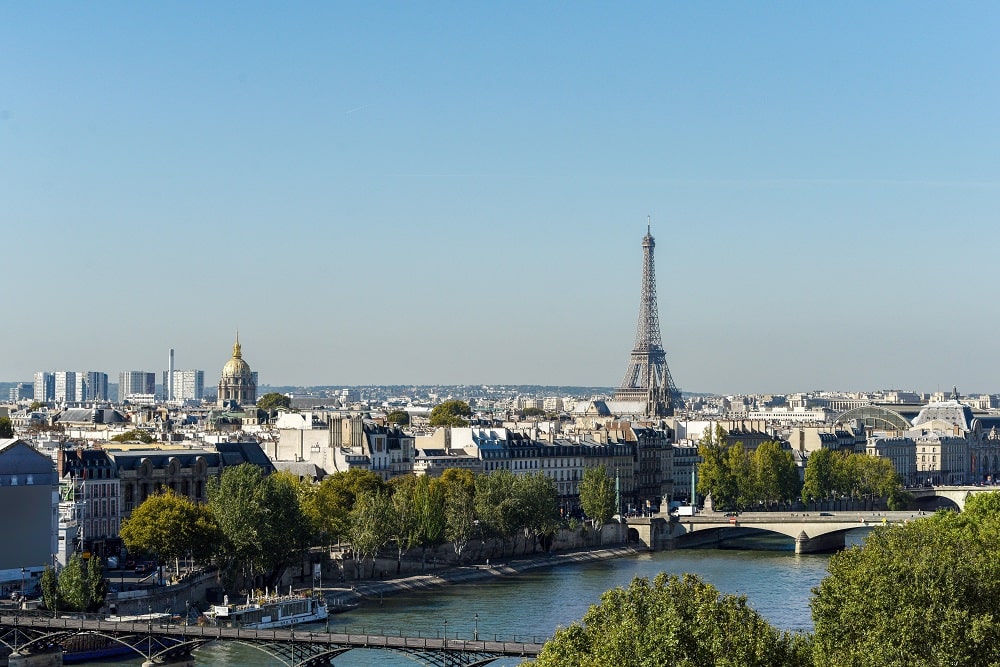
top-left (104, 533), bottom-right (867, 666)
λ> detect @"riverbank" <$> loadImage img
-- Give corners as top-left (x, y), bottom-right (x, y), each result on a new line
top-left (325, 545), bottom-right (641, 606)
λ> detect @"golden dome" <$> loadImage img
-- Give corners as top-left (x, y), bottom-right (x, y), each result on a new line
top-left (221, 335), bottom-right (252, 379)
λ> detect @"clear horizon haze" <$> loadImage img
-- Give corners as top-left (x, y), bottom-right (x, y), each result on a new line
top-left (2, 2), bottom-right (998, 396)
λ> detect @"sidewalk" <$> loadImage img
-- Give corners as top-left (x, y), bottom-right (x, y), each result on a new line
top-left (327, 546), bottom-right (640, 604)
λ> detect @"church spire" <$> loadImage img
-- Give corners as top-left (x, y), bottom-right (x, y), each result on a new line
top-left (233, 331), bottom-right (242, 359)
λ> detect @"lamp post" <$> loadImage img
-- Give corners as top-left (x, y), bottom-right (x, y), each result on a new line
top-left (474, 613), bottom-right (479, 641)
top-left (443, 619), bottom-right (448, 648)
top-left (19, 567), bottom-right (25, 606)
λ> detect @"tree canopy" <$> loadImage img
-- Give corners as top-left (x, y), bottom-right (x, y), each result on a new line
top-left (385, 409), bottom-right (410, 426)
top-left (811, 493), bottom-right (1000, 666)
top-left (111, 429), bottom-right (155, 444)
top-left (0, 416), bottom-right (13, 438)
top-left (257, 392), bottom-right (292, 413)
top-left (428, 400), bottom-right (472, 427)
top-left (528, 573), bottom-right (811, 667)
top-left (208, 464), bottom-right (314, 588)
top-left (120, 489), bottom-right (220, 566)
top-left (697, 426), bottom-right (801, 511)
top-left (579, 466), bottom-right (616, 527)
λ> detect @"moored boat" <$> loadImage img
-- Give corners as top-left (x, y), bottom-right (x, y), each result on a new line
top-left (205, 589), bottom-right (328, 629)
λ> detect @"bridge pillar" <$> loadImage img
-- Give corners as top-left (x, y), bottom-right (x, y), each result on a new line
top-left (7, 651), bottom-right (63, 667)
top-left (794, 530), bottom-right (845, 554)
top-left (141, 660), bottom-right (194, 667)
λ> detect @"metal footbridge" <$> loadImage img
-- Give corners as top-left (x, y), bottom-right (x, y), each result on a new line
top-left (0, 612), bottom-right (543, 666)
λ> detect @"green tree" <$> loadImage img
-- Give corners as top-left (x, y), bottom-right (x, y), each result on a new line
top-left (812, 499), bottom-right (1000, 667)
top-left (444, 481), bottom-right (475, 562)
top-left (208, 464), bottom-right (313, 588)
top-left (752, 441), bottom-right (801, 506)
top-left (257, 392), bottom-right (291, 414)
top-left (475, 469), bottom-right (524, 556)
top-left (308, 469), bottom-right (388, 546)
top-left (120, 490), bottom-right (221, 571)
top-left (522, 407), bottom-right (545, 418)
top-left (29, 401), bottom-right (43, 411)
top-left (802, 448), bottom-right (838, 504)
top-left (385, 409), bottom-right (410, 426)
top-left (349, 489), bottom-right (395, 577)
top-left (726, 441), bottom-right (754, 510)
top-left (428, 400), bottom-right (472, 427)
top-left (57, 553), bottom-right (90, 612)
top-left (86, 555), bottom-right (109, 612)
top-left (388, 475), bottom-right (423, 573)
top-left (697, 425), bottom-right (737, 509)
top-left (40, 565), bottom-right (60, 612)
top-left (527, 573), bottom-right (811, 667)
top-left (578, 466), bottom-right (616, 528)
top-left (111, 429), bottom-right (155, 444)
top-left (517, 472), bottom-right (560, 552)
top-left (0, 416), bottom-right (13, 438)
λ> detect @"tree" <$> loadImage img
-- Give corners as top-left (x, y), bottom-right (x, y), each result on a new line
top-left (349, 489), bottom-right (395, 577)
top-left (517, 472), bottom-right (560, 552)
top-left (527, 573), bottom-right (811, 667)
top-left (120, 490), bottom-right (221, 571)
top-left (475, 469), bottom-right (524, 556)
top-left (385, 409), bottom-right (410, 426)
top-left (0, 416), bottom-right (13, 438)
top-left (578, 466), bottom-right (615, 528)
top-left (697, 425), bottom-right (737, 509)
top-left (444, 481), bottom-right (475, 562)
top-left (257, 392), bottom-right (291, 414)
top-left (308, 469), bottom-right (388, 546)
top-left (45, 554), bottom-right (108, 613)
top-left (208, 464), bottom-right (313, 588)
top-left (388, 475), bottom-right (423, 573)
top-left (812, 498), bottom-right (1000, 666)
top-left (522, 407), bottom-right (545, 418)
top-left (802, 448), bottom-right (838, 504)
top-left (428, 400), bottom-right (472, 427)
top-left (29, 401), bottom-right (43, 411)
top-left (752, 441), bottom-right (801, 506)
top-left (111, 429), bottom-right (155, 444)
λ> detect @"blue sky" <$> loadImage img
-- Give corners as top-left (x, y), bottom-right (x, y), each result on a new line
top-left (2, 2), bottom-right (998, 394)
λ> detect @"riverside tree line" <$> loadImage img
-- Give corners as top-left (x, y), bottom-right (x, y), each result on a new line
top-left (111, 462), bottom-right (620, 593)
top-left (528, 492), bottom-right (1000, 667)
top-left (696, 425), bottom-right (910, 511)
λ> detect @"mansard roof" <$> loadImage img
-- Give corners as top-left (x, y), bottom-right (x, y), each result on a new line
top-left (911, 400), bottom-right (976, 431)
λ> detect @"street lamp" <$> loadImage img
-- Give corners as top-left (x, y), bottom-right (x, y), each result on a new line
top-left (19, 567), bottom-right (25, 606)
top-left (474, 613), bottom-right (479, 641)
top-left (443, 619), bottom-right (448, 648)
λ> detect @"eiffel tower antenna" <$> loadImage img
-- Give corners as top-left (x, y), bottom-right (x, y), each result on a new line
top-left (613, 218), bottom-right (682, 416)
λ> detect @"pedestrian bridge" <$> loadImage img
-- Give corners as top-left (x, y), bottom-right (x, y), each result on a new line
top-left (0, 612), bottom-right (544, 667)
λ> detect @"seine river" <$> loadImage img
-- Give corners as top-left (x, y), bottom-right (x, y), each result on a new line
top-left (106, 534), bottom-right (866, 666)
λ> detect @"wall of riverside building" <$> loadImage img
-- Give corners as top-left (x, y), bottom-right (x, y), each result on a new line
top-left (0, 485), bottom-right (54, 571)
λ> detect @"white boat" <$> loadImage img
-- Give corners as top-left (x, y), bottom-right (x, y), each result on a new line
top-left (205, 588), bottom-right (328, 629)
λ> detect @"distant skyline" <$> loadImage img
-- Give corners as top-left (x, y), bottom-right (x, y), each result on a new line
top-left (3, 3), bottom-right (999, 395)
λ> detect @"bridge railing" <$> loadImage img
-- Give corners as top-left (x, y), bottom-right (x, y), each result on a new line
top-left (5, 608), bottom-right (551, 646)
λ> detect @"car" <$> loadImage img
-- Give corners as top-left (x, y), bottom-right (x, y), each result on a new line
top-left (134, 563), bottom-right (153, 574)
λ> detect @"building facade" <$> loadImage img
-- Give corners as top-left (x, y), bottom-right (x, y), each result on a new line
top-left (119, 371), bottom-right (157, 403)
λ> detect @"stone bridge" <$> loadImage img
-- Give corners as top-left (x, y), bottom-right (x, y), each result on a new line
top-left (907, 485), bottom-right (995, 511)
top-left (626, 511), bottom-right (920, 554)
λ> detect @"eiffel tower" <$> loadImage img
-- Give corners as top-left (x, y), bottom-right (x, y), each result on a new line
top-left (613, 218), bottom-right (682, 417)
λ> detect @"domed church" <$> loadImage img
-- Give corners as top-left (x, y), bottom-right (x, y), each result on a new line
top-left (217, 333), bottom-right (257, 408)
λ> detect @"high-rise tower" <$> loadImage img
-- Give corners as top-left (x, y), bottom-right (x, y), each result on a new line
top-left (613, 219), bottom-right (682, 417)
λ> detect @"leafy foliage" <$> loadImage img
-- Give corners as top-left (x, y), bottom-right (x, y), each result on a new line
top-left (208, 464), bottom-right (313, 588)
top-left (349, 489), bottom-right (395, 577)
top-left (428, 400), bottom-right (472, 427)
top-left (49, 554), bottom-right (107, 613)
top-left (111, 429), bottom-right (155, 444)
top-left (257, 392), bottom-right (291, 413)
top-left (528, 573), bottom-right (811, 667)
top-left (0, 416), bottom-right (13, 438)
top-left (306, 469), bottom-right (388, 545)
top-left (697, 426), bottom-right (801, 511)
top-left (579, 466), bottom-right (616, 527)
top-left (120, 490), bottom-right (220, 566)
top-left (812, 495), bottom-right (1000, 666)
top-left (801, 449), bottom-right (903, 506)
top-left (385, 409), bottom-right (410, 426)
